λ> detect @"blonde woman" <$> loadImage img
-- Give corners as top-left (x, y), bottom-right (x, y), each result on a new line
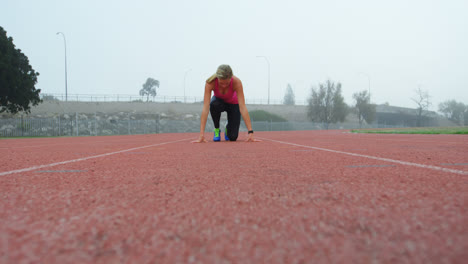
top-left (193, 64), bottom-right (259, 143)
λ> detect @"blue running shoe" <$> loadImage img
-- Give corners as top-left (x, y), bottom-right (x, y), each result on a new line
top-left (213, 128), bottom-right (220, 141)
top-left (224, 126), bottom-right (230, 141)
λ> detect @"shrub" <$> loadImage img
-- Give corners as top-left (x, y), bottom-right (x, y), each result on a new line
top-left (249, 110), bottom-right (287, 122)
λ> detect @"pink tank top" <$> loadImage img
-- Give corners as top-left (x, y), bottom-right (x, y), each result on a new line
top-left (213, 78), bottom-right (238, 104)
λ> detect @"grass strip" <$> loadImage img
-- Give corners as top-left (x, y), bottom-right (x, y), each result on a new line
top-left (351, 127), bottom-right (468, 134)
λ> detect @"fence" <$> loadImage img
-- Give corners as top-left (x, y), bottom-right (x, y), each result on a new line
top-left (41, 93), bottom-right (307, 106)
top-left (0, 116), bottom-right (400, 138)
top-left (0, 117), bottom-right (194, 137)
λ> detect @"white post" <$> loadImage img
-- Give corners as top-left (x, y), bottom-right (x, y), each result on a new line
top-left (56, 32), bottom-right (68, 101)
top-left (184, 68), bottom-right (192, 103)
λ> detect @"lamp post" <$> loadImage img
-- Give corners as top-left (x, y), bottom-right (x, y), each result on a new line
top-left (56, 32), bottom-right (68, 101)
top-left (184, 68), bottom-right (192, 103)
top-left (358, 72), bottom-right (371, 102)
top-left (256, 56), bottom-right (270, 105)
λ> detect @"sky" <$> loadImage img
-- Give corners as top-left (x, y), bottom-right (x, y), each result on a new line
top-left (2, 0), bottom-right (468, 109)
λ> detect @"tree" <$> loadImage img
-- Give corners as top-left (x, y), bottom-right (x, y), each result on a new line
top-left (411, 86), bottom-right (431, 127)
top-left (0, 26), bottom-right (41, 114)
top-left (283, 83), bottom-right (295, 105)
top-left (139, 78), bottom-right (159, 102)
top-left (438, 100), bottom-right (466, 126)
top-left (307, 80), bottom-right (348, 129)
top-left (353, 90), bottom-right (376, 128)
top-left (465, 108), bottom-right (468, 126)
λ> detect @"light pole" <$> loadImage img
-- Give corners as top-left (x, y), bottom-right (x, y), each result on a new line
top-left (358, 72), bottom-right (371, 101)
top-left (184, 68), bottom-right (192, 103)
top-left (256, 56), bottom-right (270, 105)
top-left (56, 32), bottom-right (68, 101)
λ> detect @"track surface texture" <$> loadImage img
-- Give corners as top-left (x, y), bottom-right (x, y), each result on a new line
top-left (1, 130), bottom-right (467, 263)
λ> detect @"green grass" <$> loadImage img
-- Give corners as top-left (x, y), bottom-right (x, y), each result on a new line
top-left (249, 110), bottom-right (288, 122)
top-left (351, 127), bottom-right (468, 134)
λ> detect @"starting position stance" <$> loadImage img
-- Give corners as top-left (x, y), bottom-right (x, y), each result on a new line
top-left (193, 64), bottom-right (259, 143)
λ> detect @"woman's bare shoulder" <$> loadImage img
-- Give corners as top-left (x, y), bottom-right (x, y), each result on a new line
top-left (232, 76), bottom-right (243, 87)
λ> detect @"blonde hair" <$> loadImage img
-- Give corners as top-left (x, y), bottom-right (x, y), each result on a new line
top-left (206, 64), bottom-right (233, 83)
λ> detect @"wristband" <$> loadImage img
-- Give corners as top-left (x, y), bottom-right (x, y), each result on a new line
top-left (248, 130), bottom-right (254, 134)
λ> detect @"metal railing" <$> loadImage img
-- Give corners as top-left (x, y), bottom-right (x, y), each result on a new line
top-left (40, 93), bottom-right (307, 105)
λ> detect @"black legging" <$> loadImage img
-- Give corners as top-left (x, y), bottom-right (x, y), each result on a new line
top-left (210, 96), bottom-right (241, 141)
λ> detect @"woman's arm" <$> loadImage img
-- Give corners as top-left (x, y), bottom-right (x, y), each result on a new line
top-left (193, 83), bottom-right (212, 143)
top-left (234, 78), bottom-right (260, 142)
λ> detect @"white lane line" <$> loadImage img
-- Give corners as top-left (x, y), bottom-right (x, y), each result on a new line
top-left (0, 138), bottom-right (191, 177)
top-left (260, 137), bottom-right (468, 176)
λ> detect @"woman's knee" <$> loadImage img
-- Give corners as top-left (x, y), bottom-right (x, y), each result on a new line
top-left (227, 130), bottom-right (239, 141)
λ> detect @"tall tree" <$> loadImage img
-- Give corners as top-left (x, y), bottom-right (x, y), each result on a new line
top-left (438, 100), bottom-right (466, 125)
top-left (307, 80), bottom-right (348, 129)
top-left (139, 78), bottom-right (159, 102)
top-left (353, 90), bottom-right (376, 128)
top-left (0, 26), bottom-right (41, 114)
top-left (283, 83), bottom-right (295, 105)
top-left (411, 86), bottom-right (431, 127)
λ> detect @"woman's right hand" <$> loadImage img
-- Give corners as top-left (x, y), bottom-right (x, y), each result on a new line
top-left (192, 134), bottom-right (207, 143)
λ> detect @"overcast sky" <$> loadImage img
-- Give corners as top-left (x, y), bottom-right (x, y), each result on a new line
top-left (2, 0), bottom-right (467, 109)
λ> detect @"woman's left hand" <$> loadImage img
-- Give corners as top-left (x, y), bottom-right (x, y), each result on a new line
top-left (245, 133), bottom-right (261, 142)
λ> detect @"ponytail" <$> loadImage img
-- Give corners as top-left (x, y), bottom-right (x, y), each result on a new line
top-left (206, 73), bottom-right (217, 83)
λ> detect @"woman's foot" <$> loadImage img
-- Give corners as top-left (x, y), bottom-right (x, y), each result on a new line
top-left (213, 128), bottom-right (221, 141)
top-left (224, 126), bottom-right (230, 141)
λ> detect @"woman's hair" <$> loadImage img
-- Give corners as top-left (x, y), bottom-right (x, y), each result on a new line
top-left (206, 64), bottom-right (233, 83)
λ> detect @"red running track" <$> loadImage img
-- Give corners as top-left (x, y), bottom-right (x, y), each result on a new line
top-left (1, 130), bottom-right (467, 263)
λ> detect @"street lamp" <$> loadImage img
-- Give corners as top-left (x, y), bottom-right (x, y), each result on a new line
top-left (358, 72), bottom-right (371, 101)
top-left (56, 32), bottom-right (68, 101)
top-left (256, 56), bottom-right (270, 105)
top-left (184, 68), bottom-right (192, 103)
